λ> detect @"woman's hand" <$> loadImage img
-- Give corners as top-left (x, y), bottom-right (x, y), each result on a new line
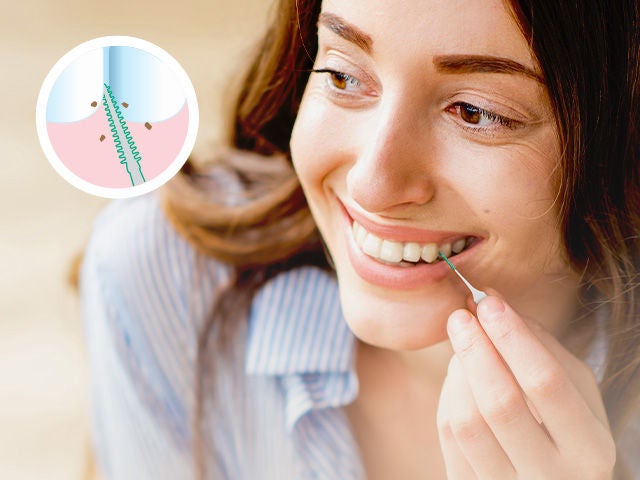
top-left (436, 295), bottom-right (616, 479)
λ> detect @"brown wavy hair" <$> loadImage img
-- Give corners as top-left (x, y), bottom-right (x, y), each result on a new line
top-left (71, 0), bottom-right (640, 477)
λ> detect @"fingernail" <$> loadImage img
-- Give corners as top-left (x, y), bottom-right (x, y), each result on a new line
top-left (478, 296), bottom-right (505, 322)
top-left (447, 310), bottom-right (473, 336)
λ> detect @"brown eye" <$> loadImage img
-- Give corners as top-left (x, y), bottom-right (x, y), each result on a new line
top-left (330, 72), bottom-right (347, 89)
top-left (459, 103), bottom-right (481, 124)
top-left (330, 72), bottom-right (355, 90)
top-left (447, 101), bottom-right (519, 132)
top-left (311, 68), bottom-right (363, 93)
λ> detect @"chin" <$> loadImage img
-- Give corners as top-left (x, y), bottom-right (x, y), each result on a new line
top-left (336, 273), bottom-right (463, 351)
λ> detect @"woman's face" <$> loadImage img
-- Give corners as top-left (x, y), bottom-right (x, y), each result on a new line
top-left (290, 0), bottom-right (579, 350)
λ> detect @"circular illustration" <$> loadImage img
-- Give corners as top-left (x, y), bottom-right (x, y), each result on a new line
top-left (36, 36), bottom-right (199, 198)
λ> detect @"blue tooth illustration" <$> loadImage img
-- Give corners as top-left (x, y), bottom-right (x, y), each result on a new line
top-left (46, 47), bottom-right (104, 123)
top-left (106, 46), bottom-right (185, 124)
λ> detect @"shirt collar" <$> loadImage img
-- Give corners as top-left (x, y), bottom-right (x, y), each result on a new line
top-left (245, 266), bottom-right (356, 376)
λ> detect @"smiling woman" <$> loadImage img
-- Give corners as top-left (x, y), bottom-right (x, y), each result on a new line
top-left (76, 0), bottom-right (639, 479)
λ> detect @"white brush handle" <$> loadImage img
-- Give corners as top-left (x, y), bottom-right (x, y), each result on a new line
top-left (454, 269), bottom-right (487, 304)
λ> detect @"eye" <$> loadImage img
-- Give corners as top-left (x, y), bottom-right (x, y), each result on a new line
top-left (458, 103), bottom-right (482, 124)
top-left (448, 101), bottom-right (518, 130)
top-left (312, 68), bottom-right (362, 92)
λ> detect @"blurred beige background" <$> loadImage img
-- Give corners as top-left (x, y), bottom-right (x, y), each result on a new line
top-left (0, 0), bottom-right (270, 478)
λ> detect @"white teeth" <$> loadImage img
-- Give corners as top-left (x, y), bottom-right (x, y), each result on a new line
top-left (354, 222), bottom-right (367, 246)
top-left (351, 220), bottom-right (471, 265)
top-left (439, 242), bottom-right (452, 257)
top-left (452, 238), bottom-right (467, 254)
top-left (402, 243), bottom-right (422, 262)
top-left (420, 243), bottom-right (438, 263)
top-left (362, 233), bottom-right (382, 257)
top-left (380, 240), bottom-right (404, 263)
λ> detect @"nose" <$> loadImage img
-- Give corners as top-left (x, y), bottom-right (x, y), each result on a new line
top-left (346, 97), bottom-right (438, 214)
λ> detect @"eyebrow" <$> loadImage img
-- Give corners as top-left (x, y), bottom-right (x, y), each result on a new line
top-left (433, 55), bottom-right (544, 82)
top-left (317, 12), bottom-right (543, 84)
top-left (318, 12), bottom-right (373, 54)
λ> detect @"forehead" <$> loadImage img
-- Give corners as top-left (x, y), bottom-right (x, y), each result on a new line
top-left (319, 0), bottom-right (537, 73)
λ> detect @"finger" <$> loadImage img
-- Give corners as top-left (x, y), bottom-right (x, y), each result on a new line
top-left (447, 309), bottom-right (554, 472)
top-left (437, 369), bottom-right (478, 480)
top-left (443, 354), bottom-right (516, 479)
top-left (475, 296), bottom-right (612, 456)
top-left (525, 319), bottom-right (609, 428)
top-left (466, 294), bottom-right (478, 315)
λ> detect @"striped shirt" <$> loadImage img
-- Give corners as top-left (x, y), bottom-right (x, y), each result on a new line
top-left (80, 192), bottom-right (364, 479)
top-left (80, 191), bottom-right (638, 479)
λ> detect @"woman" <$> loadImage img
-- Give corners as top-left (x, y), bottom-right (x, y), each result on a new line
top-left (77, 0), bottom-right (640, 478)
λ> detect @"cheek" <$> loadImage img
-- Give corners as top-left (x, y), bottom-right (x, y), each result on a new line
top-left (439, 130), bottom-right (567, 288)
top-left (496, 160), bottom-right (561, 249)
top-left (471, 167), bottom-right (556, 224)
top-left (454, 128), bottom-right (561, 232)
top-left (290, 93), bottom-right (356, 192)
top-left (291, 97), bottom-right (328, 185)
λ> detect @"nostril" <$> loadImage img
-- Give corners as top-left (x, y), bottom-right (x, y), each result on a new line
top-left (347, 165), bottom-right (436, 213)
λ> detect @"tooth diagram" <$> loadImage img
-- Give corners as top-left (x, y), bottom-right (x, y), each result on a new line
top-left (45, 45), bottom-right (190, 189)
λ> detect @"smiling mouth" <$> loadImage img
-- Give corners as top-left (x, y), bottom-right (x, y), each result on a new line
top-left (352, 220), bottom-right (477, 267)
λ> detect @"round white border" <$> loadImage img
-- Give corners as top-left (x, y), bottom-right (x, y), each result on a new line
top-left (36, 36), bottom-right (199, 199)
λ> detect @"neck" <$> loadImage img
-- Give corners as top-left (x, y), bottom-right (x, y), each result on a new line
top-left (355, 337), bottom-right (454, 398)
top-left (510, 274), bottom-right (581, 340)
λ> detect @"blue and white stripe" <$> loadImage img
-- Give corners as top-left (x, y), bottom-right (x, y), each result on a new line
top-left (80, 192), bottom-right (365, 479)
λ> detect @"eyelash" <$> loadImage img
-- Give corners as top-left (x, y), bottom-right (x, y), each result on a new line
top-left (311, 68), bottom-right (364, 94)
top-left (311, 67), bottom-right (522, 132)
top-left (446, 102), bottom-right (521, 132)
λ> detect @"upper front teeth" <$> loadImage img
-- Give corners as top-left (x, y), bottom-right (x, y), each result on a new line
top-left (352, 221), bottom-right (470, 265)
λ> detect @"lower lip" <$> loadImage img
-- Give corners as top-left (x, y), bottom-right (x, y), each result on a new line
top-left (341, 205), bottom-right (477, 290)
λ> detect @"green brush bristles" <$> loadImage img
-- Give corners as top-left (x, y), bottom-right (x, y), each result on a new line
top-left (439, 251), bottom-right (457, 271)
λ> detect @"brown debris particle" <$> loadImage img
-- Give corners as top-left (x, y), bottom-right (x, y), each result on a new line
top-left (99, 135), bottom-right (106, 142)
top-left (144, 122), bottom-right (152, 130)
top-left (122, 102), bottom-right (129, 108)
top-left (91, 101), bottom-right (97, 107)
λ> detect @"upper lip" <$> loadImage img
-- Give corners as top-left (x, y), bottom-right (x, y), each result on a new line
top-left (343, 201), bottom-right (479, 244)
